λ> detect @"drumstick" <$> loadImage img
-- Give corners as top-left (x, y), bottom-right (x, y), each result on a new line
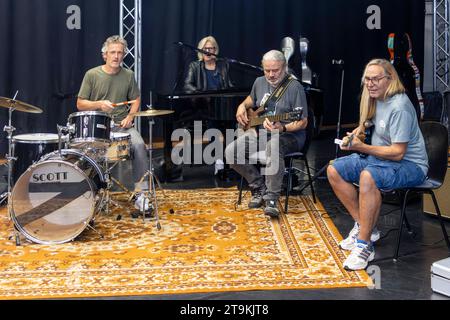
top-left (112, 100), bottom-right (137, 107)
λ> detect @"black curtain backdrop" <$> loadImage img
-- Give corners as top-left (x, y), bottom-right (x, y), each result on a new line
top-left (0, 0), bottom-right (425, 156)
top-left (0, 0), bottom-right (119, 156)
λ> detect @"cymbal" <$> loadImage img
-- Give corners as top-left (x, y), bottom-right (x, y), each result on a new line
top-left (0, 96), bottom-right (43, 113)
top-left (130, 109), bottom-right (174, 117)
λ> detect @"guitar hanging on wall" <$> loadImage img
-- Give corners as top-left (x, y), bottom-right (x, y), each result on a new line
top-left (299, 37), bottom-right (312, 85)
top-left (388, 32), bottom-right (424, 120)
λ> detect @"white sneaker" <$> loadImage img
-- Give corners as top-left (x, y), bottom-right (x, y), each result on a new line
top-left (134, 193), bottom-right (150, 211)
top-left (343, 242), bottom-right (375, 271)
top-left (214, 159), bottom-right (224, 175)
top-left (339, 222), bottom-right (381, 251)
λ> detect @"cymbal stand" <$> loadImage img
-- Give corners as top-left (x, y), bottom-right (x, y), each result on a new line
top-left (133, 116), bottom-right (164, 230)
top-left (0, 160), bottom-right (8, 206)
top-left (2, 92), bottom-right (22, 245)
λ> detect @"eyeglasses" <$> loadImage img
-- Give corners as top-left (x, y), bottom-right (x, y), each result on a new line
top-left (363, 75), bottom-right (390, 85)
top-left (203, 47), bottom-right (216, 52)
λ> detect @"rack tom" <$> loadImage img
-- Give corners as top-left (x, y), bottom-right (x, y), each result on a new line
top-left (67, 111), bottom-right (111, 149)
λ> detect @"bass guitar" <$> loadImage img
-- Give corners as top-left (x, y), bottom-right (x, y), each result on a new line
top-left (241, 106), bottom-right (303, 131)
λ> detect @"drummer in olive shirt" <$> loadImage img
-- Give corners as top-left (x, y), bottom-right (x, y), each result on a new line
top-left (77, 35), bottom-right (148, 209)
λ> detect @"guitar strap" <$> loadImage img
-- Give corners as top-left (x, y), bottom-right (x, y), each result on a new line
top-left (262, 75), bottom-right (295, 114)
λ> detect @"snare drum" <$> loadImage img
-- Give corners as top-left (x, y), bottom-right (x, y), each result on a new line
top-left (104, 132), bottom-right (131, 162)
top-left (10, 149), bottom-right (105, 245)
top-left (11, 133), bottom-right (66, 183)
top-left (67, 111), bottom-right (111, 149)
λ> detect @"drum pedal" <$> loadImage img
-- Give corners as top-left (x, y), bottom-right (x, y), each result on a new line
top-left (15, 233), bottom-right (21, 246)
top-left (8, 232), bottom-right (22, 246)
top-left (131, 208), bottom-right (154, 219)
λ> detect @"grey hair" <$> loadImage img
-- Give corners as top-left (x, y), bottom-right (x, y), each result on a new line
top-left (101, 35), bottom-right (128, 54)
top-left (197, 36), bottom-right (219, 61)
top-left (262, 50), bottom-right (286, 64)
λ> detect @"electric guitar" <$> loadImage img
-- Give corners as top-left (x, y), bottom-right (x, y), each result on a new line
top-left (241, 106), bottom-right (303, 131)
top-left (358, 122), bottom-right (374, 158)
top-left (388, 33), bottom-right (424, 120)
top-left (404, 33), bottom-right (425, 120)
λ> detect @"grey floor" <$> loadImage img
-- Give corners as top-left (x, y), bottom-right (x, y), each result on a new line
top-left (1, 130), bottom-right (449, 302)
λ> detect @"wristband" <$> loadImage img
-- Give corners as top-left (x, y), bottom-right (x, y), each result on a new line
top-left (282, 124), bottom-right (287, 133)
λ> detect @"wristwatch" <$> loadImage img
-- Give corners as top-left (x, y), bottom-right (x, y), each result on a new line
top-left (282, 124), bottom-right (287, 132)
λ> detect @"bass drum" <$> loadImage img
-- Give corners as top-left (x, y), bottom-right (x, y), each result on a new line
top-left (10, 149), bottom-right (106, 245)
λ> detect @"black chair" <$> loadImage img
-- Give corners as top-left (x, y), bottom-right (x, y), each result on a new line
top-left (237, 107), bottom-right (316, 214)
top-left (392, 121), bottom-right (450, 260)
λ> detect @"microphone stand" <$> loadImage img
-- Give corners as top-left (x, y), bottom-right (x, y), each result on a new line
top-left (334, 62), bottom-right (345, 159)
top-left (163, 43), bottom-right (193, 181)
top-left (225, 58), bottom-right (263, 73)
top-left (297, 60), bottom-right (345, 194)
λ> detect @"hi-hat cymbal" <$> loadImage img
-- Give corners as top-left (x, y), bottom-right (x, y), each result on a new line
top-left (0, 96), bottom-right (43, 113)
top-left (130, 109), bottom-right (174, 117)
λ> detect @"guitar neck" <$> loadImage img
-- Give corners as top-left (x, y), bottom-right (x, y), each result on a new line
top-left (250, 113), bottom-right (290, 127)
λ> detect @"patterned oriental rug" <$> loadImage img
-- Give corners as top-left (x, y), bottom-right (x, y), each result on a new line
top-left (0, 188), bottom-right (371, 299)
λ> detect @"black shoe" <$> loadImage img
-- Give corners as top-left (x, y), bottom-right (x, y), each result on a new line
top-left (248, 185), bottom-right (266, 209)
top-left (264, 200), bottom-right (280, 217)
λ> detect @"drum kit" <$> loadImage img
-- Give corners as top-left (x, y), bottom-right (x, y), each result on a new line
top-left (0, 94), bottom-right (173, 245)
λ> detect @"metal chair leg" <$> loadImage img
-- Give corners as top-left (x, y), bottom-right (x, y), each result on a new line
top-left (285, 157), bottom-right (294, 214)
top-left (394, 190), bottom-right (412, 233)
top-left (303, 156), bottom-right (316, 203)
top-left (394, 189), bottom-right (410, 261)
top-left (237, 176), bottom-right (244, 205)
top-left (430, 191), bottom-right (450, 253)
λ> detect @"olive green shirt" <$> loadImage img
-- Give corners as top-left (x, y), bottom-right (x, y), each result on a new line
top-left (78, 66), bottom-right (140, 122)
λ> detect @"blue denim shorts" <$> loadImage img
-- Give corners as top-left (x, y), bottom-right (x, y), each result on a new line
top-left (331, 153), bottom-right (426, 190)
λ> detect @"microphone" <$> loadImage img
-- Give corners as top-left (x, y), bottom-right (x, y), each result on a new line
top-left (332, 59), bottom-right (344, 65)
top-left (173, 41), bottom-right (215, 57)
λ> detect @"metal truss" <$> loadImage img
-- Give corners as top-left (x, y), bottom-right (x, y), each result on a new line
top-left (434, 0), bottom-right (450, 92)
top-left (120, 0), bottom-right (142, 130)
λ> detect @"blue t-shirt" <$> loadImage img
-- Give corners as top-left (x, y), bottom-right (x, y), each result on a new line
top-left (371, 93), bottom-right (429, 175)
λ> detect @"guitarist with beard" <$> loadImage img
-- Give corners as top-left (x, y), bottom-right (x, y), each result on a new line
top-left (225, 50), bottom-right (308, 218)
